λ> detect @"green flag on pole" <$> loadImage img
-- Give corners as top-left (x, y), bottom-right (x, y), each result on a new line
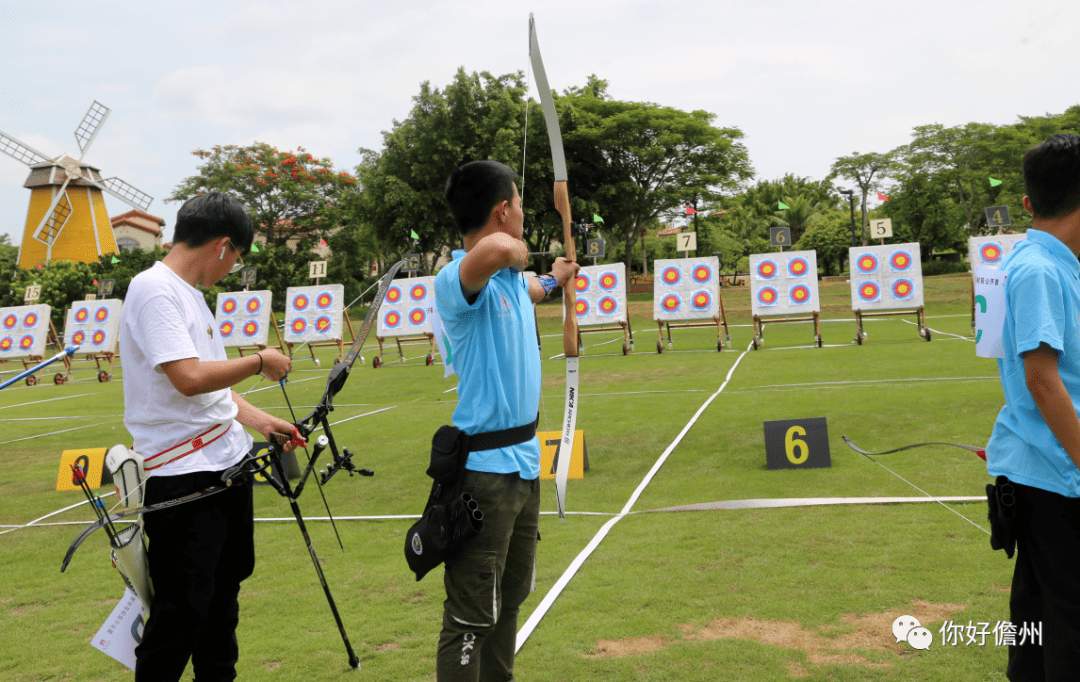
top-left (250, 243), bottom-right (260, 253)
top-left (989, 177), bottom-right (1002, 187)
top-left (410, 230), bottom-right (419, 239)
top-left (111, 256), bottom-right (120, 264)
top-left (778, 201), bottom-right (790, 210)
top-left (593, 214), bottom-right (604, 223)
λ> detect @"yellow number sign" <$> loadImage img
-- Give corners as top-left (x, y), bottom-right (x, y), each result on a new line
top-left (537, 430), bottom-right (588, 479)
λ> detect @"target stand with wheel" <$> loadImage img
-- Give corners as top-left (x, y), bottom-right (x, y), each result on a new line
top-left (848, 244), bottom-right (929, 345)
top-left (748, 251), bottom-right (823, 350)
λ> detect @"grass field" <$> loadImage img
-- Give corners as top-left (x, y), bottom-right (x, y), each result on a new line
top-left (0, 272), bottom-right (1016, 681)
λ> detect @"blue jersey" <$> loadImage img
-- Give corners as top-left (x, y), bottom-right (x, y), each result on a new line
top-left (434, 251), bottom-right (541, 479)
top-left (987, 229), bottom-right (1080, 497)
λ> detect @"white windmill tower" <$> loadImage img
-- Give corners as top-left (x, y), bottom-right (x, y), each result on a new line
top-left (0, 101), bottom-right (153, 270)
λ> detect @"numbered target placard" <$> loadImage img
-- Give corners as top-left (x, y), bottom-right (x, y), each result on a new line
top-left (0, 303), bottom-right (51, 359)
top-left (568, 263), bottom-right (627, 327)
top-left (284, 284), bottom-right (344, 343)
top-left (378, 276), bottom-right (435, 337)
top-left (653, 257), bottom-right (720, 322)
top-left (65, 299), bottom-right (122, 354)
top-left (215, 290), bottom-right (272, 347)
top-left (749, 250), bottom-right (820, 316)
top-left (763, 417), bottom-right (831, 470)
top-left (968, 233), bottom-right (1026, 279)
top-left (848, 243), bottom-right (924, 311)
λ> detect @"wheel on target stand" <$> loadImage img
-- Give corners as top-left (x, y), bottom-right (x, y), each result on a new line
top-left (656, 340), bottom-right (663, 354)
top-left (372, 356), bottom-right (382, 369)
top-left (622, 343), bottom-right (629, 355)
top-left (54, 373), bottom-right (65, 385)
top-left (924, 328), bottom-right (932, 342)
top-left (98, 370), bottom-right (110, 383)
top-left (26, 375), bottom-right (38, 386)
top-left (426, 354), bottom-right (434, 366)
top-left (816, 335), bottom-right (823, 348)
top-left (716, 341), bottom-right (723, 352)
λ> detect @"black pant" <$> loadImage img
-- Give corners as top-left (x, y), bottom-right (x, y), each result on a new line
top-left (437, 471), bottom-right (540, 682)
top-left (135, 470), bottom-right (255, 682)
top-left (1008, 482), bottom-right (1080, 681)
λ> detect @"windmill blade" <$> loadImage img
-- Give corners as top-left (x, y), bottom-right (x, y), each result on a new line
top-left (74, 101), bottom-right (110, 155)
top-left (32, 185), bottom-right (74, 245)
top-left (97, 176), bottom-right (153, 211)
top-left (0, 130), bottom-right (50, 166)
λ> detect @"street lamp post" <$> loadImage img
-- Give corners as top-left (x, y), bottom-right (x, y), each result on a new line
top-left (839, 189), bottom-right (857, 247)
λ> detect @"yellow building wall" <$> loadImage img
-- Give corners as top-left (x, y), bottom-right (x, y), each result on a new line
top-left (17, 186), bottom-right (118, 270)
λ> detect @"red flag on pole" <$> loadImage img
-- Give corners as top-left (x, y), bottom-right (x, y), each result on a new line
top-left (319, 238), bottom-right (328, 246)
top-left (877, 192), bottom-right (890, 202)
top-left (685, 206), bottom-right (698, 215)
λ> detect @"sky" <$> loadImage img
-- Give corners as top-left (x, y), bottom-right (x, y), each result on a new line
top-left (1, 0), bottom-right (1077, 247)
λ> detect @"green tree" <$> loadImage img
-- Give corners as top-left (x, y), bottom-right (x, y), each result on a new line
top-left (352, 69), bottom-right (530, 275)
top-left (0, 234), bottom-right (19, 309)
top-left (167, 142), bottom-right (358, 245)
top-left (796, 210), bottom-right (853, 276)
top-left (568, 91), bottom-right (753, 271)
top-left (829, 152), bottom-right (894, 245)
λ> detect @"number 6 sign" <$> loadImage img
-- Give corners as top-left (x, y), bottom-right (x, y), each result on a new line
top-left (763, 417), bottom-right (832, 470)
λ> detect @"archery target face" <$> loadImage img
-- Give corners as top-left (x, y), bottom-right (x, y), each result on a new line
top-left (969, 234), bottom-right (1026, 280)
top-left (285, 284), bottom-right (344, 343)
top-left (215, 290), bottom-right (272, 347)
top-left (653, 257), bottom-right (719, 321)
top-left (749, 251), bottom-right (820, 316)
top-left (787, 257), bottom-right (810, 278)
top-left (569, 263), bottom-right (628, 327)
top-left (848, 243), bottom-right (923, 310)
top-left (64, 299), bottom-right (120, 355)
top-left (379, 276), bottom-right (435, 337)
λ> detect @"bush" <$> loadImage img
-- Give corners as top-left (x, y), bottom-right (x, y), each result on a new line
top-left (922, 260), bottom-right (970, 276)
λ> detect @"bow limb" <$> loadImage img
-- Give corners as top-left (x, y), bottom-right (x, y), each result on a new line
top-left (530, 13), bottom-right (577, 520)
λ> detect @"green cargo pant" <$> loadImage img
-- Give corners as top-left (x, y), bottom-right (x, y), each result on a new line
top-left (437, 470), bottom-right (540, 682)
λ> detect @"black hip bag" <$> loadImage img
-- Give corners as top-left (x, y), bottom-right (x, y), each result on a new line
top-left (404, 416), bottom-right (538, 581)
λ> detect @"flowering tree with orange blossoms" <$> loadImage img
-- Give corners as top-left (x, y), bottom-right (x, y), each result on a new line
top-left (167, 142), bottom-right (358, 245)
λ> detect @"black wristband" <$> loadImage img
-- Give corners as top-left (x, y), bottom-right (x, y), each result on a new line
top-left (256, 352), bottom-right (263, 377)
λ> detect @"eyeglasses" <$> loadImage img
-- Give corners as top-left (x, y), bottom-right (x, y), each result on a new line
top-left (219, 241), bottom-right (245, 274)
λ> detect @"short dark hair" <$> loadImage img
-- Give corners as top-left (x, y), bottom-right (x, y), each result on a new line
top-left (1023, 133), bottom-right (1080, 219)
top-left (444, 161), bottom-right (518, 236)
top-left (173, 192), bottom-right (255, 254)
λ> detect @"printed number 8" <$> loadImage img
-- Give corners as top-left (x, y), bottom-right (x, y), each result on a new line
top-left (785, 425), bottom-right (809, 464)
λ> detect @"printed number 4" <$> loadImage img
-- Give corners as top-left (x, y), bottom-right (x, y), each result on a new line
top-left (785, 425), bottom-right (809, 464)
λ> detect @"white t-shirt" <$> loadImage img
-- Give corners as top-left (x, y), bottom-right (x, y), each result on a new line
top-left (118, 262), bottom-right (253, 476)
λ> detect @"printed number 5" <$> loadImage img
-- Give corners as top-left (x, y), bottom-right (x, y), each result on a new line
top-left (785, 425), bottom-right (809, 464)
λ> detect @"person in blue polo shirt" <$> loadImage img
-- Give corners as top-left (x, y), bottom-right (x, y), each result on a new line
top-left (434, 160), bottom-right (578, 681)
top-left (987, 132), bottom-right (1080, 681)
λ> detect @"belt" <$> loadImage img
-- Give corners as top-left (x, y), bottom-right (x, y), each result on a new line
top-left (145, 422), bottom-right (232, 471)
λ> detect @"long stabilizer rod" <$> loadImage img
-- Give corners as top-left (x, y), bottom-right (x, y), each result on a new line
top-left (0, 345), bottom-right (79, 391)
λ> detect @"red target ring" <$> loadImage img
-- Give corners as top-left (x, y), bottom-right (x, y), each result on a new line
top-left (386, 286), bottom-right (402, 303)
top-left (291, 318), bottom-right (307, 334)
top-left (243, 321), bottom-right (260, 337)
top-left (575, 299), bottom-right (590, 317)
top-left (292, 294), bottom-right (309, 311)
top-left (858, 282), bottom-right (880, 301)
top-left (662, 267), bottom-right (681, 285)
top-left (575, 275), bottom-right (590, 293)
top-left (3, 315), bottom-right (16, 329)
top-left (599, 273), bottom-right (618, 290)
top-left (980, 243), bottom-right (1002, 263)
top-left (410, 284), bottom-right (427, 301)
top-left (790, 284), bottom-right (810, 303)
top-left (20, 335), bottom-right (34, 350)
top-left (383, 311), bottom-right (401, 329)
top-left (75, 308), bottom-right (89, 323)
top-left (220, 321), bottom-right (234, 337)
top-left (757, 260), bottom-right (777, 279)
top-left (91, 330), bottom-right (106, 346)
top-left (246, 297), bottom-right (261, 313)
top-left (409, 309), bottom-right (426, 325)
top-left (661, 294), bottom-right (681, 312)
top-left (599, 296), bottom-right (617, 314)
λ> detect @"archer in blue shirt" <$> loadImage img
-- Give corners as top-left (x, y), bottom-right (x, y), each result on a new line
top-left (432, 160), bottom-right (577, 681)
top-left (985, 133), bottom-right (1080, 681)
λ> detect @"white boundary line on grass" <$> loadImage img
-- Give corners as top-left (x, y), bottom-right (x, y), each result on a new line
top-left (514, 340), bottom-right (753, 653)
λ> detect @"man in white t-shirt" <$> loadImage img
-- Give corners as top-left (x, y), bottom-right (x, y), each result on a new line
top-left (118, 192), bottom-right (301, 682)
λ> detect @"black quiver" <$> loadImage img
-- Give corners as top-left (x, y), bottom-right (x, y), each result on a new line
top-left (405, 426), bottom-right (484, 582)
top-left (986, 475), bottom-right (1017, 559)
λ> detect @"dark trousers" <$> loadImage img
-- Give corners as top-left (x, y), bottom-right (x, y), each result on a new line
top-left (135, 470), bottom-right (255, 682)
top-left (1008, 482), bottom-right (1080, 682)
top-left (437, 471), bottom-right (540, 682)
